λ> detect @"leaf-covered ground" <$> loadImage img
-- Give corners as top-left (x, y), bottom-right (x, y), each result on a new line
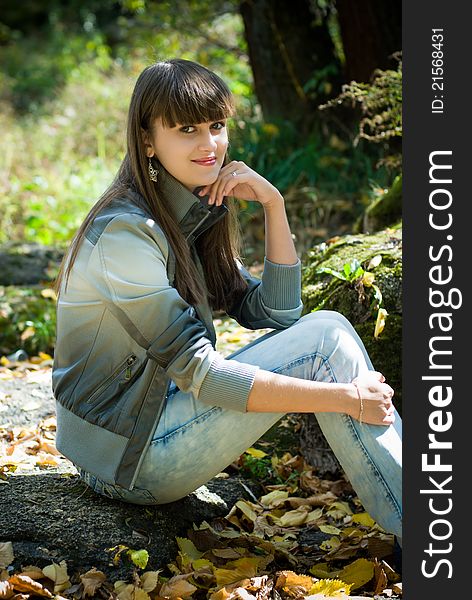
top-left (0, 316), bottom-right (402, 599)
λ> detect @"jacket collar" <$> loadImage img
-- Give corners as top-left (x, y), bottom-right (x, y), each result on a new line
top-left (157, 168), bottom-right (228, 243)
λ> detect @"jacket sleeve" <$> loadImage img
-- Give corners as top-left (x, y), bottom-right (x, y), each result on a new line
top-left (86, 214), bottom-right (259, 412)
top-left (226, 257), bottom-right (303, 330)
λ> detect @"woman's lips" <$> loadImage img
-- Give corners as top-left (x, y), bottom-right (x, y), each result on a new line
top-left (191, 158), bottom-right (217, 166)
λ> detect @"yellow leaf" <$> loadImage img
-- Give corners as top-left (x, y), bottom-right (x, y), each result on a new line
top-left (309, 563), bottom-right (337, 579)
top-left (128, 549), bottom-right (149, 569)
top-left (245, 447), bottom-right (267, 458)
top-left (320, 537), bottom-right (341, 552)
top-left (374, 308), bottom-right (388, 339)
top-left (140, 571), bottom-right (161, 593)
top-left (215, 558), bottom-right (260, 587)
top-left (0, 357), bottom-right (9, 367)
top-left (20, 327), bottom-right (35, 341)
top-left (362, 272), bottom-right (375, 286)
top-left (42, 561), bottom-right (70, 593)
top-left (176, 538), bottom-right (203, 560)
top-left (40, 289), bottom-right (57, 301)
top-left (0, 543), bottom-right (14, 569)
top-left (259, 490), bottom-right (289, 507)
top-left (308, 578), bottom-right (352, 597)
top-left (273, 506), bottom-right (310, 527)
top-left (38, 352), bottom-right (53, 361)
top-left (235, 500), bottom-right (259, 522)
top-left (352, 512), bottom-right (376, 528)
top-left (319, 525), bottom-right (341, 535)
top-left (191, 558), bottom-right (214, 572)
top-left (80, 568), bottom-right (106, 597)
top-left (305, 508), bottom-right (324, 523)
top-left (327, 500), bottom-right (352, 515)
top-left (337, 558), bottom-right (375, 590)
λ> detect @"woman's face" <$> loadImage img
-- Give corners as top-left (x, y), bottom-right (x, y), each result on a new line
top-left (146, 118), bottom-right (229, 191)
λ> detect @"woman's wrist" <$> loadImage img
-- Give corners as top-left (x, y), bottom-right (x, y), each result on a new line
top-left (261, 190), bottom-right (284, 210)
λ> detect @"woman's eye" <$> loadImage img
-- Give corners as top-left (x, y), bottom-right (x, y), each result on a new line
top-left (211, 121), bottom-right (225, 130)
top-left (180, 125), bottom-right (196, 133)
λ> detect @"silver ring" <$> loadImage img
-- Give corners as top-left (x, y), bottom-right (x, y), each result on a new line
top-left (231, 170), bottom-right (238, 177)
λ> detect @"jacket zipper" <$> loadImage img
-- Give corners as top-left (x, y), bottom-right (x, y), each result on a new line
top-left (86, 354), bottom-right (137, 403)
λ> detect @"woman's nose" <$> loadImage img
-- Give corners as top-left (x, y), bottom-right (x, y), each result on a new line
top-left (198, 130), bottom-right (218, 152)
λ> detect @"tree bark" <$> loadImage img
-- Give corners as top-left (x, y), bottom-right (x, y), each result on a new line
top-left (336, 0), bottom-right (402, 82)
top-left (239, 0), bottom-right (342, 127)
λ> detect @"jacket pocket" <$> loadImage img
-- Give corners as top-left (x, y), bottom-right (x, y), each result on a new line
top-left (86, 354), bottom-right (137, 404)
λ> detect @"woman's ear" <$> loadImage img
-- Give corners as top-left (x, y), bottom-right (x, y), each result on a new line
top-left (140, 127), bottom-right (155, 158)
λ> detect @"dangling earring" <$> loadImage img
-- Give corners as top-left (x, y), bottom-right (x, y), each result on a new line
top-left (148, 157), bottom-right (159, 182)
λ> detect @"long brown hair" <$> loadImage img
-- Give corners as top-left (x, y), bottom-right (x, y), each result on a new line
top-left (54, 59), bottom-right (248, 311)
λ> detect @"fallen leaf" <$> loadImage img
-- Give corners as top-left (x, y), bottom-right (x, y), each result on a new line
top-left (214, 558), bottom-right (261, 588)
top-left (159, 574), bottom-right (197, 599)
top-left (259, 490), bottom-right (289, 507)
top-left (275, 571), bottom-right (314, 597)
top-left (374, 308), bottom-right (388, 339)
top-left (308, 578), bottom-right (352, 597)
top-left (373, 561), bottom-right (388, 595)
top-left (245, 447), bottom-right (267, 459)
top-left (337, 558), bottom-right (374, 590)
top-left (319, 525), bottom-right (342, 535)
top-left (0, 581), bottom-right (14, 600)
top-left (140, 571), bottom-right (161, 593)
top-left (8, 575), bottom-right (53, 598)
top-left (42, 561), bottom-right (70, 593)
top-left (80, 568), bottom-right (106, 597)
top-left (0, 543), bottom-right (14, 569)
top-left (17, 566), bottom-right (44, 580)
top-left (128, 549), bottom-right (149, 570)
top-left (351, 513), bottom-right (376, 528)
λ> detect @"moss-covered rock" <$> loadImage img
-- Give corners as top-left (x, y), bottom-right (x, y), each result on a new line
top-left (355, 174), bottom-right (402, 234)
top-left (301, 227), bottom-right (402, 414)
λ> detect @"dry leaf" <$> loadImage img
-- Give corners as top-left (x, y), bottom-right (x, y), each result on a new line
top-left (351, 513), bottom-right (376, 528)
top-left (373, 561), bottom-right (388, 595)
top-left (159, 574), bottom-right (197, 599)
top-left (308, 578), bottom-right (352, 597)
top-left (0, 543), bottom-right (14, 569)
top-left (215, 558), bottom-right (261, 588)
top-left (8, 575), bottom-right (53, 598)
top-left (42, 561), bottom-right (70, 593)
top-left (0, 581), bottom-right (14, 600)
top-left (374, 308), bottom-right (388, 339)
top-left (319, 525), bottom-right (342, 535)
top-left (80, 568), bottom-right (106, 597)
top-left (259, 490), bottom-right (289, 507)
top-left (17, 566), bottom-right (45, 581)
top-left (275, 571), bottom-right (314, 597)
top-left (245, 447), bottom-right (267, 459)
top-left (140, 571), bottom-right (161, 593)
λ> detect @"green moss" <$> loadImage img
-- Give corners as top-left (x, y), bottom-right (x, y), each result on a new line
top-left (301, 227), bottom-right (402, 415)
top-left (356, 315), bottom-right (402, 414)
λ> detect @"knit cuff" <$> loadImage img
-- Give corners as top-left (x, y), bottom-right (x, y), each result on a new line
top-left (260, 257), bottom-right (302, 309)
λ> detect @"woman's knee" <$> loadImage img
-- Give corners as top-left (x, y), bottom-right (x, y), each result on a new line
top-left (299, 311), bottom-right (367, 368)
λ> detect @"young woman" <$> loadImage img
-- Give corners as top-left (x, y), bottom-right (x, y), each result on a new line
top-left (52, 58), bottom-right (402, 540)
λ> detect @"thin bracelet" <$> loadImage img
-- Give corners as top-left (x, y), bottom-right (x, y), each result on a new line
top-left (353, 382), bottom-right (364, 424)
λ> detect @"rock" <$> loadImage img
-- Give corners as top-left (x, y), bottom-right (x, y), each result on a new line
top-left (0, 243), bottom-right (64, 286)
top-left (299, 227), bottom-right (402, 474)
top-left (360, 174), bottom-right (402, 234)
top-left (0, 472), bottom-right (262, 581)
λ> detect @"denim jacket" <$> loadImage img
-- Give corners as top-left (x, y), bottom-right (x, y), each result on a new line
top-left (52, 168), bottom-right (303, 490)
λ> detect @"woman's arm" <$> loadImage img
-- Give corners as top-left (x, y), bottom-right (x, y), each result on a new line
top-left (262, 193), bottom-right (299, 265)
top-left (247, 369), bottom-right (396, 427)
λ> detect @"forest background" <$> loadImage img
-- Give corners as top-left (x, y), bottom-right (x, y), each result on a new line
top-left (0, 1), bottom-right (404, 598)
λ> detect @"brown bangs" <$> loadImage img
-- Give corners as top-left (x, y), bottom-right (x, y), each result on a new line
top-left (148, 59), bottom-right (235, 129)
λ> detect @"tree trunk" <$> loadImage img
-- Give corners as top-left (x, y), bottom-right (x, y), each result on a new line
top-left (336, 0), bottom-right (402, 82)
top-left (298, 414), bottom-right (341, 476)
top-left (239, 0), bottom-right (342, 127)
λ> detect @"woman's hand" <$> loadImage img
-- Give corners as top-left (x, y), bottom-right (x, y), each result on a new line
top-left (349, 371), bottom-right (395, 426)
top-left (198, 160), bottom-right (282, 208)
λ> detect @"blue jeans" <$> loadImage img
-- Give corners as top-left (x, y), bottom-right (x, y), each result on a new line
top-left (77, 311), bottom-right (402, 539)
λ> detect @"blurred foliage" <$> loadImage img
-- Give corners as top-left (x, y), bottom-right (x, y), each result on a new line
top-left (0, 286), bottom-right (57, 356)
top-left (0, 0), bottom-right (398, 263)
top-left (320, 53), bottom-right (402, 170)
